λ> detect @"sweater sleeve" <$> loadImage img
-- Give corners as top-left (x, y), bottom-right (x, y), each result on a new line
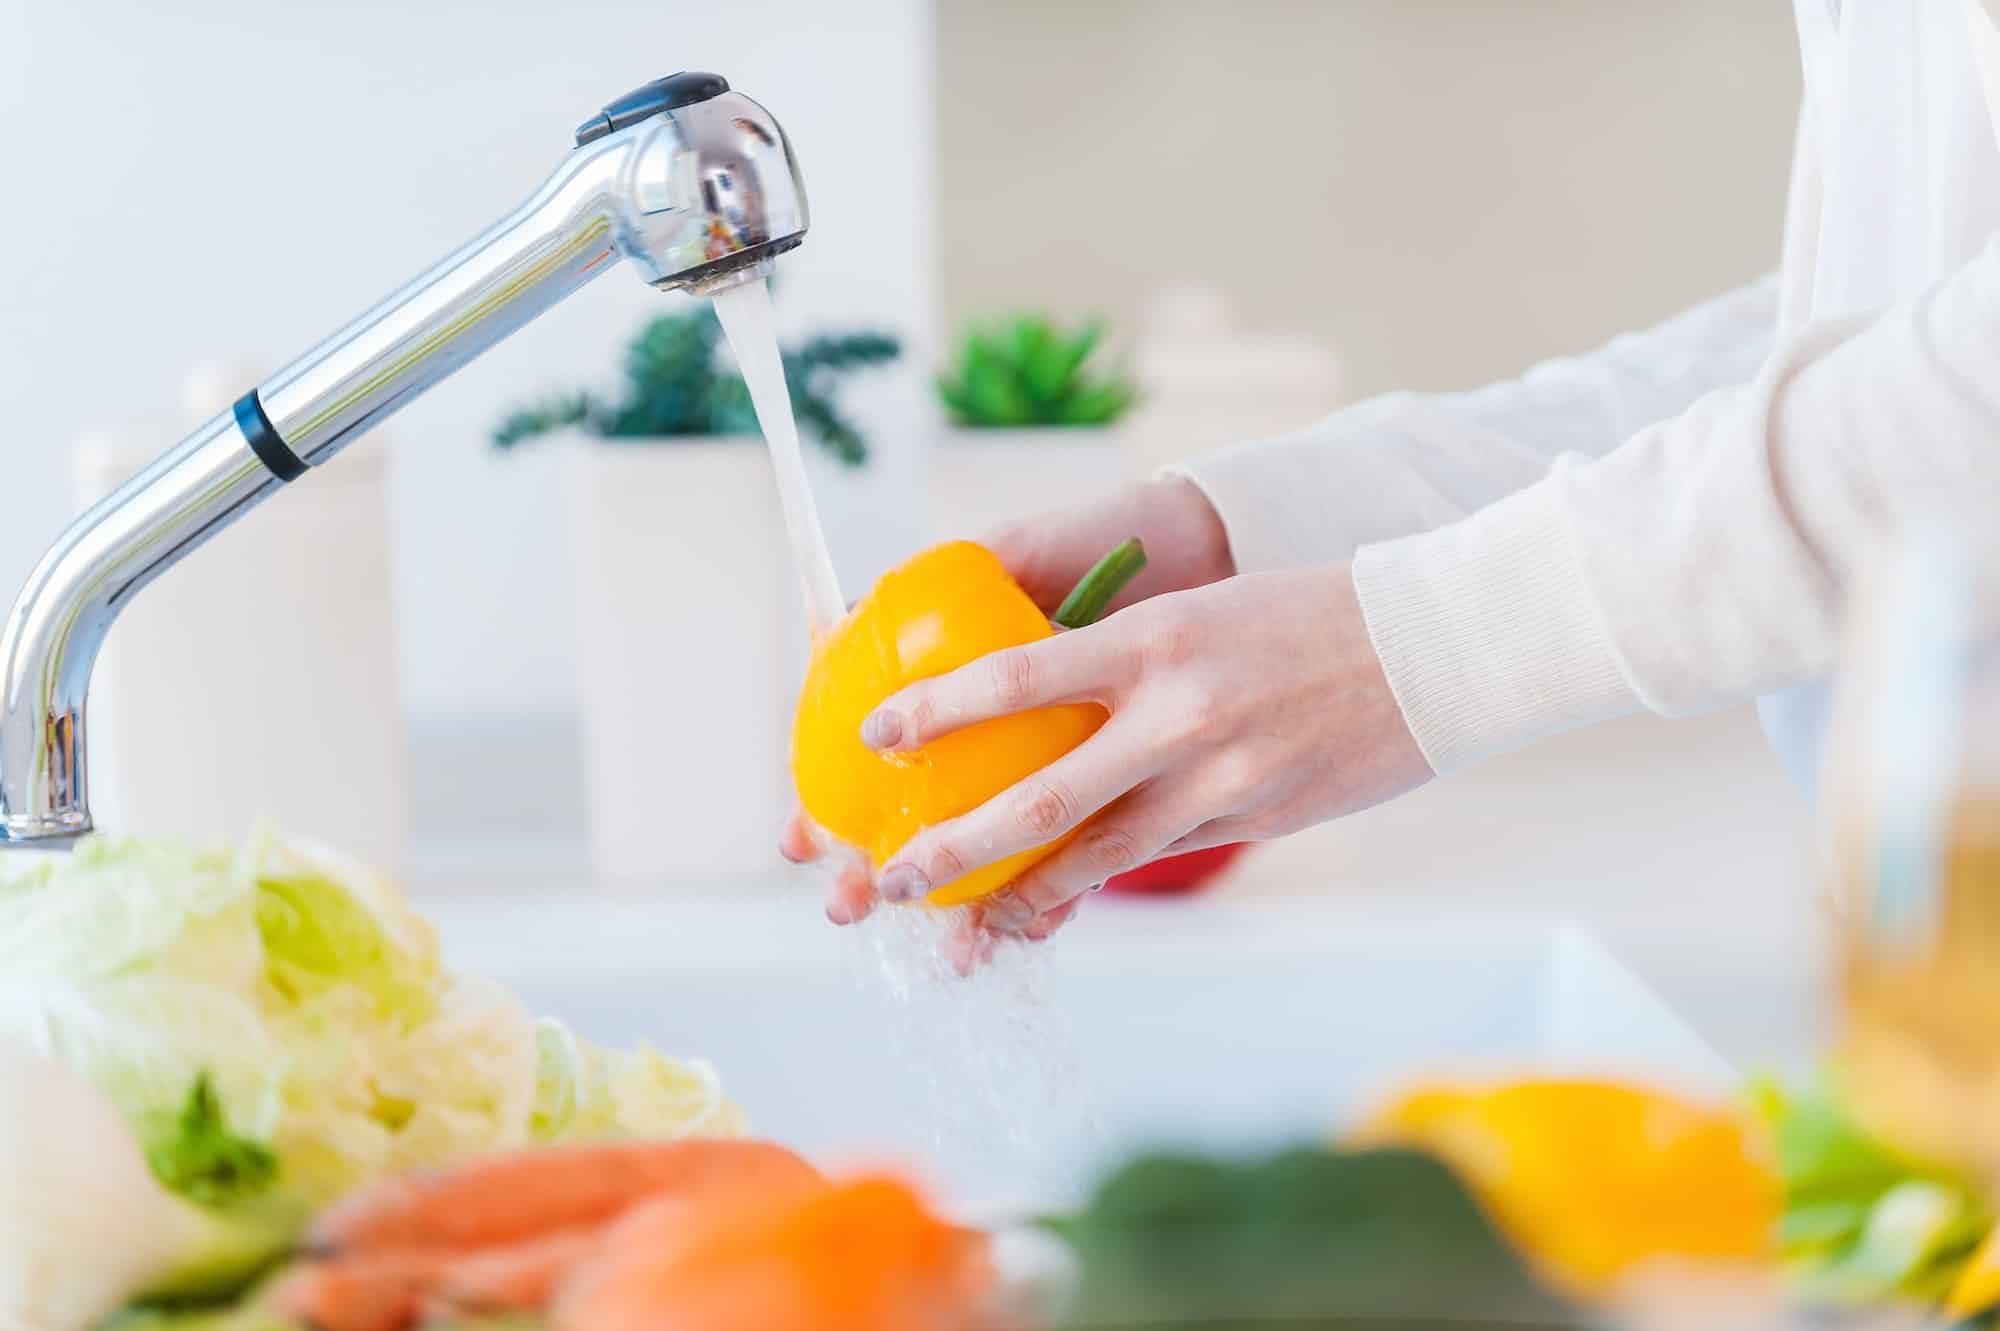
top-left (1355, 234), bottom-right (2000, 773)
top-left (1167, 275), bottom-right (1779, 575)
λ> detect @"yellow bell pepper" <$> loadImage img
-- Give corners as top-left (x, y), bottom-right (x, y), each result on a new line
top-left (790, 539), bottom-right (1142, 906)
top-left (1354, 1079), bottom-right (1780, 1297)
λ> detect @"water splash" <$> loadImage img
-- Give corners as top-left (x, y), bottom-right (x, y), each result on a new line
top-left (842, 899), bottom-right (1104, 1214)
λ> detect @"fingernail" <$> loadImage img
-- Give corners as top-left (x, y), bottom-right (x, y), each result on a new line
top-left (826, 900), bottom-right (853, 925)
top-left (860, 710), bottom-right (903, 750)
top-left (878, 863), bottom-right (930, 902)
top-left (984, 893), bottom-right (1035, 935)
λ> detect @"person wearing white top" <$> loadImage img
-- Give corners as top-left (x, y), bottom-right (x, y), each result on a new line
top-left (786, 0), bottom-right (2000, 952)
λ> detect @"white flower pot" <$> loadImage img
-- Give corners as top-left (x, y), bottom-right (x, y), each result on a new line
top-left (924, 428), bottom-right (1134, 546)
top-left (75, 426), bottom-right (407, 866)
top-left (566, 437), bottom-right (806, 886)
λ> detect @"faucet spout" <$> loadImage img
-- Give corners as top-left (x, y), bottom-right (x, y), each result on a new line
top-left (0, 74), bottom-right (806, 845)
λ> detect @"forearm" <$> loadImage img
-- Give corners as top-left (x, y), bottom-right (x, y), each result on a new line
top-left (1357, 238), bottom-right (2000, 772)
top-left (1171, 275), bottom-right (1779, 574)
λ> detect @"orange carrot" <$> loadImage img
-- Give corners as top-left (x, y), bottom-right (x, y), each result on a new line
top-left (555, 1174), bottom-right (994, 1331)
top-left (278, 1223), bottom-right (617, 1331)
top-left (312, 1138), bottom-right (821, 1253)
top-left (272, 1252), bottom-right (433, 1331)
top-left (434, 1224), bottom-right (604, 1312)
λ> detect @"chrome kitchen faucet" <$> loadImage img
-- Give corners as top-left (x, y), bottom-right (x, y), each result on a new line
top-left (0, 72), bottom-right (808, 845)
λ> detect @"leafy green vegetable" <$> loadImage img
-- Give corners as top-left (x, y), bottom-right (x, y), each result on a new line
top-left (256, 873), bottom-right (436, 1027)
top-left (0, 830), bottom-right (750, 1312)
top-left (937, 314), bottom-right (1139, 428)
top-left (1751, 1075), bottom-right (1992, 1306)
top-left (529, 1019), bottom-right (744, 1143)
top-left (99, 1295), bottom-right (300, 1331)
top-left (1049, 1145), bottom-right (1581, 1330)
top-left (1793, 1181), bottom-right (1989, 1305)
top-left (145, 1075), bottom-right (276, 1208)
top-left (492, 304), bottom-right (900, 466)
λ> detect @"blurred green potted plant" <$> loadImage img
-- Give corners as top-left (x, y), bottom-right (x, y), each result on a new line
top-left (927, 313), bottom-right (1140, 542)
top-left (495, 303), bottom-right (898, 885)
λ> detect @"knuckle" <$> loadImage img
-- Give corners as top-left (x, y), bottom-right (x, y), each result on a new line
top-left (920, 839), bottom-right (967, 885)
top-left (1014, 779), bottom-right (1079, 840)
top-left (1080, 826), bottom-right (1144, 875)
top-left (987, 647), bottom-right (1038, 711)
top-left (903, 691), bottom-right (938, 741)
top-left (1208, 746), bottom-right (1263, 802)
top-left (1165, 685), bottom-right (1229, 746)
top-left (1144, 608), bottom-right (1206, 671)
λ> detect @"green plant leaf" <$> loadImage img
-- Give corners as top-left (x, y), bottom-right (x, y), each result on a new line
top-left (938, 313), bottom-right (1138, 429)
top-left (495, 304), bottom-right (898, 461)
top-left (491, 393), bottom-right (595, 448)
top-left (936, 373), bottom-right (978, 424)
top-left (1060, 379), bottom-right (1134, 427)
top-left (1039, 319), bottom-right (1105, 405)
top-left (964, 358), bottom-right (1036, 426)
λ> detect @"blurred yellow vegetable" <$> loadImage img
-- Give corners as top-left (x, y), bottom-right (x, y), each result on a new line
top-left (791, 540), bottom-right (1138, 906)
top-left (1946, 1224), bottom-right (2000, 1319)
top-left (1355, 1079), bottom-right (1780, 1296)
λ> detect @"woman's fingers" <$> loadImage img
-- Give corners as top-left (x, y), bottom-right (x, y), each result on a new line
top-left (945, 914), bottom-right (998, 977)
top-left (779, 809), bottom-right (823, 864)
top-left (981, 786), bottom-right (1205, 931)
top-left (1021, 896), bottom-right (1081, 942)
top-left (874, 722), bottom-right (1155, 902)
top-left (824, 855), bottom-right (877, 926)
top-left (861, 624), bottom-right (1133, 753)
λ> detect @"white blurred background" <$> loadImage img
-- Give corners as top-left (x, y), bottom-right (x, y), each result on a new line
top-left (0, 2), bottom-right (1819, 1065)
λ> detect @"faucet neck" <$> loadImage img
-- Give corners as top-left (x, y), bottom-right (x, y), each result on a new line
top-left (0, 142), bottom-right (635, 846)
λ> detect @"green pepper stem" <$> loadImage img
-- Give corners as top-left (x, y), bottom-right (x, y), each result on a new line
top-left (1053, 538), bottom-right (1148, 629)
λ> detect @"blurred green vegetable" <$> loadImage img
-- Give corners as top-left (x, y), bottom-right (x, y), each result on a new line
top-left (145, 1075), bottom-right (277, 1210)
top-left (1750, 1075), bottom-right (1991, 1306)
top-left (937, 314), bottom-right (1138, 428)
top-left (1047, 1145), bottom-right (1580, 1330)
top-left (492, 305), bottom-right (899, 466)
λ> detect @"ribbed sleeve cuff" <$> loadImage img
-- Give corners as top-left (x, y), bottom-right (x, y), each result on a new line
top-left (1351, 478), bottom-right (1644, 773)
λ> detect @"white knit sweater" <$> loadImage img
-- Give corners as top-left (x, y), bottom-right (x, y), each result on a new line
top-left (1177, 0), bottom-right (2000, 788)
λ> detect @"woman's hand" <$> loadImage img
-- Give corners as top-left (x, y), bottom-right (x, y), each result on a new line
top-left (981, 475), bottom-right (1238, 616)
top-left (860, 564), bottom-right (1432, 942)
top-left (781, 477), bottom-right (1236, 938)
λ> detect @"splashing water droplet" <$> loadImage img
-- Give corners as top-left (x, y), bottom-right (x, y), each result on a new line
top-left (839, 897), bottom-right (1105, 1214)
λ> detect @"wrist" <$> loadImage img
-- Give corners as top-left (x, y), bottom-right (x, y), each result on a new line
top-left (1152, 475), bottom-right (1237, 585)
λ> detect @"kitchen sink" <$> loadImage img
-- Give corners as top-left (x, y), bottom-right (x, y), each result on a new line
top-left (425, 892), bottom-right (1736, 1214)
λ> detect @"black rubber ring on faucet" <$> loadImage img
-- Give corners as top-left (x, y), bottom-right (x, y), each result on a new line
top-left (233, 391), bottom-right (308, 483)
